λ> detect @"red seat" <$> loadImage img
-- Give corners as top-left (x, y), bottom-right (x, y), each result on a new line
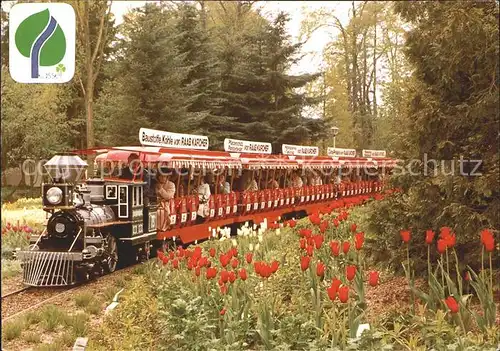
top-left (168, 199), bottom-right (177, 228)
top-left (250, 192), bottom-right (259, 212)
top-left (258, 190), bottom-right (267, 212)
top-left (215, 194), bottom-right (224, 219)
top-left (290, 187), bottom-right (297, 205)
top-left (208, 195), bottom-right (215, 220)
top-left (283, 188), bottom-right (290, 207)
top-left (176, 197), bottom-right (188, 227)
top-left (186, 195), bottom-right (198, 223)
top-left (277, 189), bottom-right (285, 208)
top-left (240, 192), bottom-right (251, 215)
top-left (230, 192), bottom-right (239, 216)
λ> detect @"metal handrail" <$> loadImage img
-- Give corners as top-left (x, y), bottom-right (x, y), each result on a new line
top-left (68, 227), bottom-right (82, 252)
top-left (30, 229), bottom-right (47, 250)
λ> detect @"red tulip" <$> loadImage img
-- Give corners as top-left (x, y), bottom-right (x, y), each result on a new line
top-left (239, 268), bottom-right (247, 281)
top-left (368, 271), bottom-right (379, 287)
top-left (480, 229), bottom-right (495, 252)
top-left (444, 296), bottom-right (459, 314)
top-left (300, 256), bottom-right (311, 271)
top-left (220, 308), bottom-right (226, 316)
top-left (327, 278), bottom-right (342, 302)
top-left (161, 256), bottom-right (169, 265)
top-left (316, 261), bottom-right (325, 277)
top-left (306, 245), bottom-right (314, 257)
top-left (220, 284), bottom-right (228, 294)
top-left (221, 270), bottom-right (230, 283)
top-left (299, 229), bottom-right (312, 238)
top-left (195, 266), bottom-right (201, 277)
top-left (206, 267), bottom-right (217, 279)
top-left (342, 241), bottom-right (350, 254)
top-left (333, 219), bottom-right (339, 227)
top-left (400, 230), bottom-right (411, 243)
top-left (299, 238), bottom-right (307, 249)
top-left (440, 227), bottom-right (452, 239)
top-left (346, 265), bottom-right (357, 281)
top-left (425, 230), bottom-right (435, 245)
top-left (437, 239), bottom-right (448, 254)
top-left (327, 285), bottom-right (337, 301)
top-left (329, 241), bottom-right (340, 256)
top-left (172, 259), bottom-right (179, 269)
top-left (228, 271), bottom-right (236, 283)
top-left (464, 272), bottom-right (470, 281)
top-left (220, 254), bottom-right (230, 267)
top-left (309, 213), bottom-right (321, 226)
top-left (246, 252), bottom-right (253, 264)
top-left (288, 219), bottom-right (297, 228)
top-left (169, 251), bottom-right (175, 260)
top-left (209, 247), bottom-right (216, 257)
top-left (254, 261), bottom-right (262, 275)
top-left (350, 223), bottom-right (357, 232)
top-left (231, 258), bottom-right (239, 269)
top-left (313, 235), bottom-right (324, 249)
top-left (320, 220), bottom-right (328, 233)
top-left (338, 286), bottom-right (349, 303)
top-left (354, 232), bottom-right (364, 250)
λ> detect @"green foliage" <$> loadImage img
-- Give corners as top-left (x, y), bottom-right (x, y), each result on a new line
top-left (74, 291), bottom-right (94, 308)
top-left (366, 1), bottom-right (499, 272)
top-left (2, 318), bottom-right (25, 341)
top-left (40, 304), bottom-right (68, 332)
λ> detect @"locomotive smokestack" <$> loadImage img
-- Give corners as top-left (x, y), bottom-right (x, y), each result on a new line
top-left (44, 153), bottom-right (88, 184)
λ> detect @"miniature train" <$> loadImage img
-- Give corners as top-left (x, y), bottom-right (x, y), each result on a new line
top-left (15, 129), bottom-right (398, 287)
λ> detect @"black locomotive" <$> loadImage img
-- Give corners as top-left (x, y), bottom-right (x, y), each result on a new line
top-left (15, 153), bottom-right (156, 286)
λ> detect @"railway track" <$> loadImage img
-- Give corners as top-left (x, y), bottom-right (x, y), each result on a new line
top-left (1, 287), bottom-right (31, 299)
top-left (1, 259), bottom-right (152, 323)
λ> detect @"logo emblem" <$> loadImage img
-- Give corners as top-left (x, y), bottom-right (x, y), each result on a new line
top-left (9, 3), bottom-right (75, 83)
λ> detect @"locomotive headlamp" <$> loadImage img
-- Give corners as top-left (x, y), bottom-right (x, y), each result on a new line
top-left (46, 187), bottom-right (63, 204)
top-left (55, 222), bottom-right (66, 233)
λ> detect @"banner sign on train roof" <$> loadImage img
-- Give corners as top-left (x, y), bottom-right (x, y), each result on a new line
top-left (327, 147), bottom-right (357, 158)
top-left (362, 149), bottom-right (386, 158)
top-left (282, 144), bottom-right (319, 156)
top-left (139, 128), bottom-right (209, 150)
top-left (224, 138), bottom-right (272, 154)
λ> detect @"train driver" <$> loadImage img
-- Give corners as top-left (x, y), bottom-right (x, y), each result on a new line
top-left (156, 170), bottom-right (176, 231)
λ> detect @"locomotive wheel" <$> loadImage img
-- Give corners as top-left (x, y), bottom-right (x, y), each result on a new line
top-left (104, 234), bottom-right (118, 273)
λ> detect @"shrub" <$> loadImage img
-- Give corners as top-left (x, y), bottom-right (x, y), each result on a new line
top-left (23, 332), bottom-right (42, 344)
top-left (74, 292), bottom-right (94, 308)
top-left (40, 305), bottom-right (67, 332)
top-left (2, 319), bottom-right (25, 341)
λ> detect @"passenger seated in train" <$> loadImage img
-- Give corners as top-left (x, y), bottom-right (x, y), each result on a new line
top-left (244, 174), bottom-right (259, 192)
top-left (156, 170), bottom-right (176, 231)
top-left (311, 171), bottom-right (323, 186)
top-left (290, 171), bottom-right (303, 188)
top-left (216, 170), bottom-right (231, 194)
top-left (196, 175), bottom-right (211, 223)
top-left (268, 175), bottom-right (279, 189)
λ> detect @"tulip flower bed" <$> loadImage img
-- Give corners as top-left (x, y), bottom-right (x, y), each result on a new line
top-left (90, 197), bottom-right (498, 350)
top-left (1, 199), bottom-right (45, 285)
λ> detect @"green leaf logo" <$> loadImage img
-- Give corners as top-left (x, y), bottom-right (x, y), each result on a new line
top-left (14, 9), bottom-right (66, 79)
